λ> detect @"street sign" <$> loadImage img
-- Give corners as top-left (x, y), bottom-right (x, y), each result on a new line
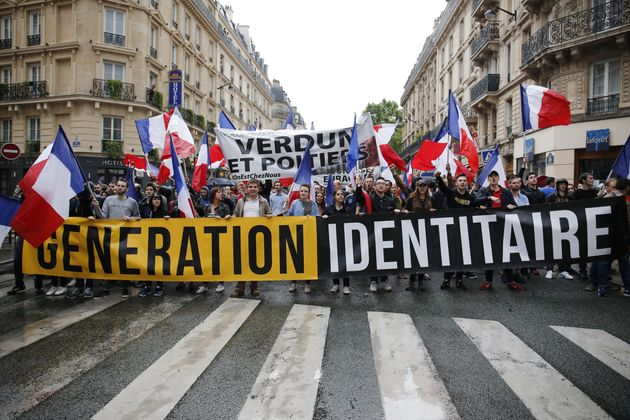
top-left (0, 143), bottom-right (20, 160)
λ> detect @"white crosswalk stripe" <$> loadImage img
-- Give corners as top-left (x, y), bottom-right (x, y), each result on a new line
top-left (93, 298), bottom-right (259, 420)
top-left (454, 317), bottom-right (613, 420)
top-left (551, 325), bottom-right (630, 381)
top-left (367, 311), bottom-right (459, 420)
top-left (0, 295), bottom-right (125, 358)
top-left (237, 304), bottom-right (330, 420)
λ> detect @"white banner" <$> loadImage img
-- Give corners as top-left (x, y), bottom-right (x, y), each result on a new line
top-left (215, 116), bottom-right (378, 180)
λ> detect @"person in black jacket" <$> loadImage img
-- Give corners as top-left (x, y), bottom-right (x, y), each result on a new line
top-left (573, 172), bottom-right (599, 279)
top-left (139, 194), bottom-right (170, 297)
top-left (323, 189), bottom-right (352, 294)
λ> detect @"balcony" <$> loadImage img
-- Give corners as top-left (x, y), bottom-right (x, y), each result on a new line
top-left (522, 0), bottom-right (629, 68)
top-left (102, 139), bottom-right (123, 158)
top-left (0, 38), bottom-right (11, 49)
top-left (461, 102), bottom-right (478, 123)
top-left (91, 79), bottom-right (135, 101)
top-left (472, 0), bottom-right (498, 21)
top-left (194, 114), bottom-right (205, 129)
top-left (587, 94), bottom-right (620, 115)
top-left (27, 34), bottom-right (40, 46)
top-left (104, 32), bottom-right (125, 47)
top-left (471, 22), bottom-right (500, 64)
top-left (24, 140), bottom-right (40, 157)
top-left (151, 0), bottom-right (158, 8)
top-left (0, 81), bottom-right (48, 101)
top-left (206, 121), bottom-right (216, 132)
top-left (146, 87), bottom-right (163, 110)
top-left (180, 108), bottom-right (195, 124)
top-left (470, 74), bottom-right (500, 103)
top-left (150, 47), bottom-right (157, 59)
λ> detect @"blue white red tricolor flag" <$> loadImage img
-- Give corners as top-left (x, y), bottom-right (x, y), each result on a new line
top-left (520, 84), bottom-right (571, 131)
top-left (0, 194), bottom-right (20, 248)
top-left (476, 145), bottom-right (506, 188)
top-left (287, 142), bottom-right (313, 206)
top-left (11, 126), bottom-right (87, 247)
top-left (283, 108), bottom-right (295, 130)
top-left (447, 91), bottom-right (479, 173)
top-left (219, 111), bottom-right (236, 129)
top-left (374, 123), bottom-right (405, 171)
top-left (169, 135), bottom-right (196, 218)
top-left (135, 109), bottom-right (173, 154)
top-left (192, 131), bottom-right (209, 192)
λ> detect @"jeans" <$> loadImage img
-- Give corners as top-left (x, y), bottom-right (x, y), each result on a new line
top-left (485, 268), bottom-right (514, 283)
top-left (597, 253), bottom-right (630, 289)
top-left (333, 278), bottom-right (350, 287)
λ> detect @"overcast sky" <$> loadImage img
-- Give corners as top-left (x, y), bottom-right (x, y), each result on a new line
top-left (223, 1), bottom-right (447, 130)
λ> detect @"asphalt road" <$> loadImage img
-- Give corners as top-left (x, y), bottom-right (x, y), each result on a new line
top-left (0, 270), bottom-right (628, 420)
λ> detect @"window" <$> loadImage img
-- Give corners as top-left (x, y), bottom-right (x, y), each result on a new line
top-left (184, 55), bottom-right (190, 81)
top-left (103, 116), bottom-right (123, 141)
top-left (172, 2), bottom-right (178, 27)
top-left (1, 65), bottom-right (11, 84)
top-left (458, 58), bottom-right (463, 82)
top-left (184, 14), bottom-right (190, 39)
top-left (591, 59), bottom-right (620, 98)
top-left (103, 61), bottom-right (124, 81)
top-left (219, 54), bottom-right (224, 74)
top-left (1, 15), bottom-right (11, 40)
top-left (104, 8), bottom-right (125, 46)
top-left (230, 64), bottom-right (234, 82)
top-left (505, 42), bottom-right (511, 83)
top-left (449, 36), bottom-right (453, 57)
top-left (150, 26), bottom-right (157, 49)
top-left (28, 63), bottom-right (40, 82)
top-left (149, 71), bottom-right (157, 88)
top-left (195, 25), bottom-right (200, 47)
top-left (0, 119), bottom-right (11, 142)
top-left (171, 43), bottom-right (178, 67)
top-left (184, 93), bottom-right (190, 108)
top-left (505, 99), bottom-right (513, 135)
top-left (28, 11), bottom-right (40, 35)
top-left (459, 19), bottom-right (464, 43)
top-left (195, 63), bottom-right (200, 84)
top-left (27, 117), bottom-right (40, 141)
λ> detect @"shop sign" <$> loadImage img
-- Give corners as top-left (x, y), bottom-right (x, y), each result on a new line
top-left (586, 129), bottom-right (609, 151)
top-left (524, 138), bottom-right (535, 161)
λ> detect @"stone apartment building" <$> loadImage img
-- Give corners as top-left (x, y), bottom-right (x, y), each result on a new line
top-left (402, 0), bottom-right (630, 183)
top-left (0, 0), bottom-right (274, 194)
top-left (270, 79), bottom-right (306, 130)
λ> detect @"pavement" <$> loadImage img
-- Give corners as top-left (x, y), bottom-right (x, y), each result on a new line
top-left (0, 268), bottom-right (628, 419)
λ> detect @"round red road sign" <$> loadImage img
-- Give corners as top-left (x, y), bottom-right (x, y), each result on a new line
top-left (0, 143), bottom-right (21, 160)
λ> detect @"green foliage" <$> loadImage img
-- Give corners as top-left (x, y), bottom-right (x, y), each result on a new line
top-left (102, 139), bottom-right (123, 159)
top-left (194, 114), bottom-right (205, 129)
top-left (106, 80), bottom-right (123, 100)
top-left (206, 121), bottom-right (217, 132)
top-left (363, 99), bottom-right (403, 154)
top-left (181, 108), bottom-right (194, 124)
top-left (148, 148), bottom-right (160, 164)
top-left (25, 141), bottom-right (40, 157)
top-left (151, 90), bottom-right (163, 110)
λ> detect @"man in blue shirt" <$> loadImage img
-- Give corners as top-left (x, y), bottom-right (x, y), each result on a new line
top-left (268, 180), bottom-right (288, 215)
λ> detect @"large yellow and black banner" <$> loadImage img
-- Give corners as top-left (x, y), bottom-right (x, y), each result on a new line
top-left (23, 198), bottom-right (628, 281)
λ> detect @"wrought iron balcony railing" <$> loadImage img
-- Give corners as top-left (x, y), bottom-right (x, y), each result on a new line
top-left (146, 87), bottom-right (163, 110)
top-left (587, 94), bottom-right (620, 115)
top-left (470, 74), bottom-right (500, 103)
top-left (102, 139), bottom-right (123, 158)
top-left (522, 0), bottom-right (628, 66)
top-left (91, 78), bottom-right (135, 101)
top-left (0, 38), bottom-right (11, 49)
top-left (0, 81), bottom-right (48, 101)
top-left (104, 32), bottom-right (125, 47)
top-left (150, 47), bottom-right (157, 59)
top-left (27, 34), bottom-right (40, 46)
top-left (471, 22), bottom-right (500, 58)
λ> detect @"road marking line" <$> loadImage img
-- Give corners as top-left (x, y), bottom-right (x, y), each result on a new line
top-left (237, 304), bottom-right (330, 420)
top-left (92, 298), bottom-right (260, 420)
top-left (0, 295), bottom-right (125, 358)
top-left (367, 311), bottom-right (459, 420)
top-left (454, 318), bottom-right (612, 420)
top-left (0, 294), bottom-right (197, 419)
top-left (551, 326), bottom-right (630, 380)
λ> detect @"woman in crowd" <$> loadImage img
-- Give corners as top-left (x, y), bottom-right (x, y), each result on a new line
top-left (322, 189), bottom-right (352, 294)
top-left (196, 187), bottom-right (232, 294)
top-left (286, 184), bottom-right (319, 293)
top-left (139, 194), bottom-right (170, 297)
top-left (315, 191), bottom-right (326, 215)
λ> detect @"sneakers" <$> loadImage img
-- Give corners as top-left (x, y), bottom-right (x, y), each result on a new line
top-left (35, 288), bottom-right (45, 295)
top-left (53, 286), bottom-right (66, 296)
top-left (45, 286), bottom-right (57, 296)
top-left (369, 281), bottom-right (378, 293)
top-left (584, 283), bottom-right (597, 291)
top-left (440, 279), bottom-right (451, 289)
top-left (455, 280), bottom-right (467, 290)
top-left (304, 284), bottom-right (312, 294)
top-left (66, 279), bottom-right (76, 287)
top-left (380, 281), bottom-right (392, 292)
top-left (138, 286), bottom-right (150, 297)
top-left (230, 288), bottom-right (244, 298)
top-left (7, 285), bottom-right (26, 295)
top-left (545, 270), bottom-right (553, 279)
top-left (288, 283), bottom-right (297, 293)
top-left (330, 284), bottom-right (340, 293)
top-left (83, 287), bottom-right (94, 299)
top-left (465, 272), bottom-right (478, 280)
top-left (559, 271), bottom-right (573, 280)
top-left (94, 289), bottom-right (109, 299)
top-left (67, 288), bottom-right (82, 298)
top-left (122, 287), bottom-right (130, 298)
top-left (597, 286), bottom-right (607, 297)
top-left (343, 286), bottom-right (350, 295)
top-left (153, 286), bottom-right (163, 297)
top-left (250, 287), bottom-right (261, 297)
top-left (506, 281), bottom-right (525, 291)
top-left (479, 280), bottom-right (492, 290)
top-left (196, 285), bottom-right (209, 294)
top-left (624, 288), bottom-right (630, 297)
top-left (215, 283), bottom-right (225, 293)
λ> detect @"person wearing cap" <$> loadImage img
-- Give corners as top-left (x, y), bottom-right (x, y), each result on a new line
top-left (544, 178), bottom-right (575, 281)
top-left (476, 171), bottom-right (524, 291)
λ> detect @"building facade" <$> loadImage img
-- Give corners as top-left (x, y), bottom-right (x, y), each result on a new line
top-left (0, 0), bottom-right (273, 194)
top-left (402, 0), bottom-right (630, 183)
top-left (270, 79), bottom-right (306, 130)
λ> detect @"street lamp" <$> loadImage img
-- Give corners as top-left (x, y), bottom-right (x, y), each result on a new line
top-left (217, 82), bottom-right (233, 91)
top-left (484, 7), bottom-right (516, 21)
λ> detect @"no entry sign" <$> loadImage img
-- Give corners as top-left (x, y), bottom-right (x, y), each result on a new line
top-left (0, 143), bottom-right (20, 160)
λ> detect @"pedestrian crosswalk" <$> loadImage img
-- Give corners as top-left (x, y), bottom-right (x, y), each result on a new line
top-left (0, 292), bottom-right (628, 420)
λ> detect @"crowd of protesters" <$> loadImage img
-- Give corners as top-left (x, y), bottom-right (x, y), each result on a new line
top-left (5, 164), bottom-right (630, 300)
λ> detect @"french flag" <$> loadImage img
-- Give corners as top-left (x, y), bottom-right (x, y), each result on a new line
top-left (346, 114), bottom-right (360, 188)
top-left (123, 154), bottom-right (148, 171)
top-left (11, 127), bottom-right (86, 247)
top-left (611, 134), bottom-right (630, 178)
top-left (163, 107), bottom-right (196, 159)
top-left (410, 118), bottom-right (448, 171)
top-left (287, 142), bottom-right (314, 206)
top-left (0, 194), bottom-right (21, 248)
top-left (521, 84), bottom-right (571, 131)
top-left (283, 108), bottom-right (295, 130)
top-left (476, 145), bottom-right (506, 188)
top-left (192, 131), bottom-right (209, 192)
top-left (18, 143), bottom-right (53, 194)
top-left (219, 110), bottom-right (236, 129)
top-left (448, 91), bottom-right (479, 173)
top-left (169, 135), bottom-right (196, 218)
top-left (374, 123), bottom-right (405, 171)
top-left (209, 144), bottom-right (226, 169)
top-left (135, 109), bottom-right (173, 154)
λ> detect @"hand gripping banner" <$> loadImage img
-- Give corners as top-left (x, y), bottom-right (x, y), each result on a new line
top-left (22, 199), bottom-right (628, 281)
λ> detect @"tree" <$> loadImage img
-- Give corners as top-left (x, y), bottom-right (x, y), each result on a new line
top-left (363, 99), bottom-right (403, 154)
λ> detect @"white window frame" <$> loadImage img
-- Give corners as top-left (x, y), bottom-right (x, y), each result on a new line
top-left (149, 71), bottom-right (157, 88)
top-left (28, 63), bottom-right (40, 82)
top-left (28, 11), bottom-right (41, 36)
top-left (590, 58), bottom-right (620, 98)
top-left (184, 14), bottom-right (190, 37)
top-left (0, 15), bottom-right (11, 40)
top-left (172, 44), bottom-right (178, 66)
top-left (27, 116), bottom-right (40, 141)
top-left (104, 7), bottom-right (125, 36)
top-left (505, 42), bottom-right (511, 83)
top-left (103, 116), bottom-right (123, 141)
top-left (1, 65), bottom-right (11, 84)
top-left (172, 2), bottom-right (178, 24)
top-left (150, 26), bottom-right (157, 49)
top-left (0, 119), bottom-right (11, 142)
top-left (103, 61), bottom-right (124, 81)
